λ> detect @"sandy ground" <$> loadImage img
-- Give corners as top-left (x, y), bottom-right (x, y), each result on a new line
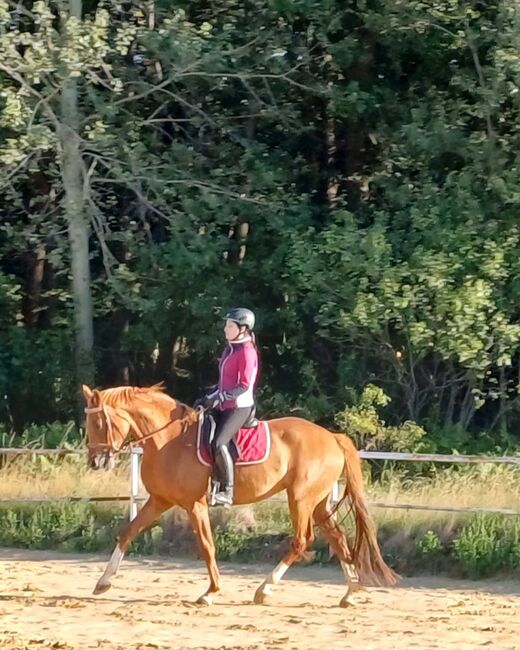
top-left (0, 549), bottom-right (518, 650)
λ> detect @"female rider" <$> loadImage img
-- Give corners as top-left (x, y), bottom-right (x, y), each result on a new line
top-left (197, 308), bottom-right (259, 507)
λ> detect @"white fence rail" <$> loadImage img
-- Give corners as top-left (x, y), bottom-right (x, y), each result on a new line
top-left (359, 450), bottom-right (520, 466)
top-left (0, 447), bottom-right (147, 518)
top-left (0, 447), bottom-right (519, 518)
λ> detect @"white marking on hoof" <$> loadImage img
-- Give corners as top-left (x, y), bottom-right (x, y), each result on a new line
top-left (254, 560), bottom-right (290, 604)
top-left (339, 593), bottom-right (356, 608)
top-left (339, 580), bottom-right (364, 607)
top-left (94, 545), bottom-right (124, 595)
top-left (93, 579), bottom-right (112, 595)
top-left (106, 546), bottom-right (124, 575)
top-left (196, 593), bottom-right (213, 606)
top-left (340, 561), bottom-right (359, 582)
top-left (348, 580), bottom-right (364, 593)
top-left (253, 585), bottom-right (272, 605)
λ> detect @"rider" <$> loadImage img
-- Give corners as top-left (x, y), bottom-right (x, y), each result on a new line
top-left (197, 308), bottom-right (259, 507)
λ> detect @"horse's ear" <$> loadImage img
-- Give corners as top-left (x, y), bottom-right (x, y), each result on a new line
top-left (82, 385), bottom-right (100, 407)
top-left (82, 385), bottom-right (93, 402)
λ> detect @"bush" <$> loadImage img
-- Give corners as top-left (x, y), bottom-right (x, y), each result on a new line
top-left (415, 529), bottom-right (446, 573)
top-left (335, 384), bottom-right (428, 452)
top-left (453, 515), bottom-right (520, 577)
top-left (1, 501), bottom-right (520, 580)
top-left (0, 503), bottom-right (117, 550)
top-left (0, 421), bottom-right (81, 449)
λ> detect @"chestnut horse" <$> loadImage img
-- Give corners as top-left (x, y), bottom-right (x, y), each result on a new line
top-left (82, 384), bottom-right (397, 606)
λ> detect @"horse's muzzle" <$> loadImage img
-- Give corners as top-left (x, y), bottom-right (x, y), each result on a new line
top-left (88, 451), bottom-right (115, 471)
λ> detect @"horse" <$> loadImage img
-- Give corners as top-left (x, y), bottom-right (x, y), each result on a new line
top-left (82, 384), bottom-right (397, 607)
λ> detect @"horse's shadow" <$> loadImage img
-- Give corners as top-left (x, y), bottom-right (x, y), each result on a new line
top-left (0, 591), bottom-right (351, 612)
top-left (0, 593), bottom-right (167, 606)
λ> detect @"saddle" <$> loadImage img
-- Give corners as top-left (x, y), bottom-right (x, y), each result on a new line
top-left (196, 410), bottom-right (270, 467)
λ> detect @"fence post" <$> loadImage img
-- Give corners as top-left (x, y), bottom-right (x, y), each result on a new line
top-left (129, 446), bottom-right (143, 521)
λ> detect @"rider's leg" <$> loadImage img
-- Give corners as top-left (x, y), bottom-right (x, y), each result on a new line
top-left (213, 443), bottom-right (234, 505)
top-left (212, 407), bottom-right (252, 506)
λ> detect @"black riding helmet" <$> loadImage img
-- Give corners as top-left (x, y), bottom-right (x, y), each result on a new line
top-left (224, 307), bottom-right (255, 331)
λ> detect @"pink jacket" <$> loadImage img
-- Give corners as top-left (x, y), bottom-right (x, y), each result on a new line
top-left (208, 338), bottom-right (258, 410)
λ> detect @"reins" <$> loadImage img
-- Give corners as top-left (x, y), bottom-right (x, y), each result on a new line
top-left (85, 403), bottom-right (201, 454)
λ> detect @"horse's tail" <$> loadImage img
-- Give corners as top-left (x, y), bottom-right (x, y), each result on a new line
top-left (333, 434), bottom-right (399, 587)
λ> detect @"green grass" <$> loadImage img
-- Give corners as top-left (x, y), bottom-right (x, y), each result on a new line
top-left (0, 456), bottom-right (519, 577)
top-left (1, 500), bottom-right (519, 578)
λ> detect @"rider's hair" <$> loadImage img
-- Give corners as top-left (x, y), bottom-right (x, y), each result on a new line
top-left (251, 332), bottom-right (261, 390)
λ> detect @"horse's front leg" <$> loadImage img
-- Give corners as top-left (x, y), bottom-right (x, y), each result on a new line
top-left (186, 499), bottom-right (221, 605)
top-left (93, 495), bottom-right (170, 595)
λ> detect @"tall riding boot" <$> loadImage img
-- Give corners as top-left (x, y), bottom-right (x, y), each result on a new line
top-left (213, 444), bottom-right (234, 507)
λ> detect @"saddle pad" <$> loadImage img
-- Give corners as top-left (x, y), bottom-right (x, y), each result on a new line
top-left (196, 415), bottom-right (271, 467)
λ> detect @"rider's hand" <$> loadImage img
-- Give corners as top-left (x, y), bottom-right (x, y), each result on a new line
top-left (202, 396), bottom-right (220, 410)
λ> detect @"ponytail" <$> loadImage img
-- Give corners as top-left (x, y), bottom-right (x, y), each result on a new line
top-left (250, 331), bottom-right (261, 391)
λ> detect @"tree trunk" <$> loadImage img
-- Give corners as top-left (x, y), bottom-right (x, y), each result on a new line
top-left (22, 245), bottom-right (46, 328)
top-left (325, 103), bottom-right (339, 206)
top-left (60, 0), bottom-right (95, 399)
top-left (458, 373), bottom-right (477, 430)
top-left (444, 382), bottom-right (457, 428)
top-left (498, 366), bottom-right (508, 435)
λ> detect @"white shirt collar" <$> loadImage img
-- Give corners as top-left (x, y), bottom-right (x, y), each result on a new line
top-left (229, 336), bottom-right (252, 344)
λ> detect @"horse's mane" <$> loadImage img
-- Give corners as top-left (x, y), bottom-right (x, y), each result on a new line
top-left (99, 384), bottom-right (176, 409)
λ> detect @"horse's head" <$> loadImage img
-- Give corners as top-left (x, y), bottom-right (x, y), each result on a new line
top-left (82, 385), bottom-right (133, 470)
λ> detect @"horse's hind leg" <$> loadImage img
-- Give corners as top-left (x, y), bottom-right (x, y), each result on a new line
top-left (93, 495), bottom-right (169, 595)
top-left (253, 496), bottom-right (315, 605)
top-left (313, 497), bottom-right (362, 608)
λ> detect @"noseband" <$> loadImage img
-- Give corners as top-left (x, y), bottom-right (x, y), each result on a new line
top-left (84, 404), bottom-right (144, 455)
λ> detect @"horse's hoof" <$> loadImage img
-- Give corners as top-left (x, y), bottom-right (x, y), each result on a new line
top-left (93, 580), bottom-right (111, 595)
top-left (253, 588), bottom-right (271, 605)
top-left (196, 594), bottom-right (213, 606)
top-left (339, 594), bottom-right (355, 608)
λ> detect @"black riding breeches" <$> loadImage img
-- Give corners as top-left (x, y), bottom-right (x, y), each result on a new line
top-left (213, 407), bottom-right (254, 451)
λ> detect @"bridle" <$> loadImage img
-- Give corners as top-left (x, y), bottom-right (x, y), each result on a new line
top-left (84, 403), bottom-right (200, 455)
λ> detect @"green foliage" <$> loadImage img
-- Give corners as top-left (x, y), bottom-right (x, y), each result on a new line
top-left (417, 530), bottom-right (443, 555)
top-left (1, 501), bottom-right (519, 579)
top-left (0, 421), bottom-right (80, 449)
top-left (335, 384), bottom-right (428, 451)
top-left (212, 526), bottom-right (256, 560)
top-left (0, 503), bottom-right (117, 551)
top-left (1, 0), bottom-right (520, 452)
top-left (127, 526), bottom-right (164, 556)
top-left (453, 515), bottom-right (520, 577)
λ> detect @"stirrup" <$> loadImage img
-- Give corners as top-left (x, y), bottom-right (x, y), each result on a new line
top-left (208, 480), bottom-right (221, 507)
top-left (212, 487), bottom-right (234, 508)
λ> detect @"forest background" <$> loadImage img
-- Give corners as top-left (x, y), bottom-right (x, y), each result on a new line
top-left (2, 0), bottom-right (520, 457)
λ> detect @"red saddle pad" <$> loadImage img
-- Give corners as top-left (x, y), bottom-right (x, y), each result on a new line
top-left (196, 416), bottom-right (271, 467)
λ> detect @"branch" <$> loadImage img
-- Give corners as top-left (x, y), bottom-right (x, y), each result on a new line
top-left (111, 74), bottom-right (176, 108)
top-left (110, 56), bottom-right (320, 113)
top-left (0, 62), bottom-right (61, 131)
top-left (85, 145), bottom-right (278, 207)
top-left (464, 20), bottom-right (496, 142)
top-left (87, 197), bottom-right (118, 280)
top-left (0, 153), bottom-right (34, 190)
top-left (89, 162), bottom-right (174, 223)
top-left (262, 78), bottom-right (291, 129)
top-left (175, 70), bottom-right (321, 94)
top-left (396, 17), bottom-right (496, 142)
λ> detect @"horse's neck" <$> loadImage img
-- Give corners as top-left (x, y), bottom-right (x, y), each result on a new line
top-left (126, 401), bottom-right (193, 447)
